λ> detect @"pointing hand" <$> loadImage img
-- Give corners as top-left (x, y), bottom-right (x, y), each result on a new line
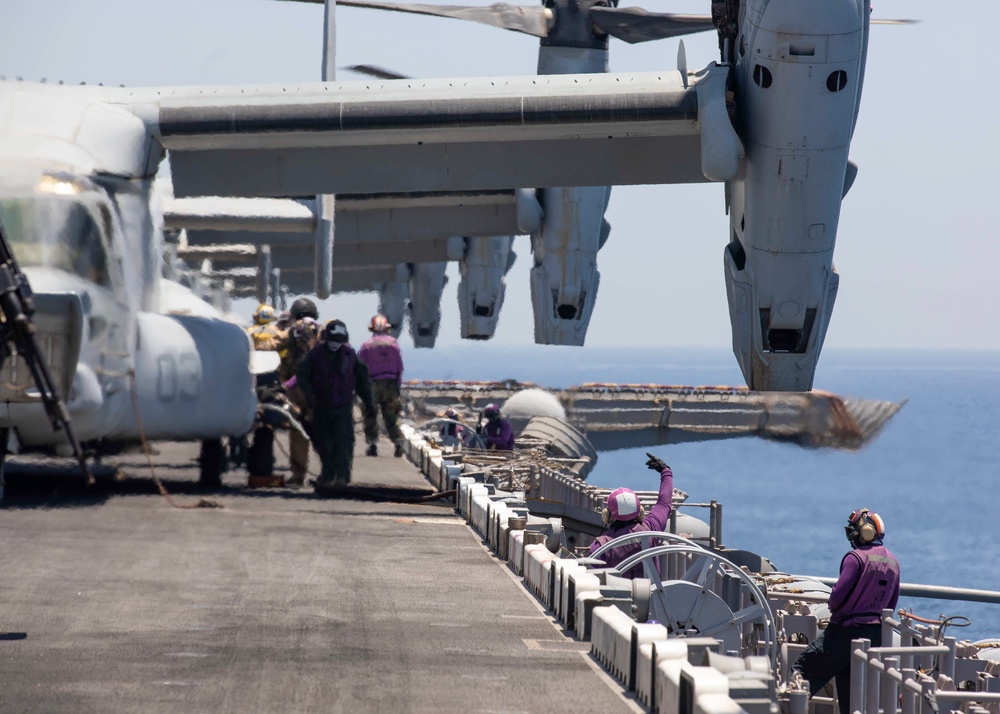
top-left (645, 452), bottom-right (668, 473)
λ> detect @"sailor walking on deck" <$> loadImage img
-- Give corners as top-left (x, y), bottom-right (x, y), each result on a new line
top-left (358, 314), bottom-right (405, 458)
top-left (794, 508), bottom-right (900, 714)
top-left (588, 453), bottom-right (674, 579)
top-left (296, 319), bottom-right (376, 489)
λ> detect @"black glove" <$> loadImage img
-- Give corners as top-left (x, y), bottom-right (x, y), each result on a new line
top-left (645, 452), bottom-right (668, 473)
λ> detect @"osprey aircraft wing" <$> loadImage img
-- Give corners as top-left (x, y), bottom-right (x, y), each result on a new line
top-left (125, 65), bottom-right (737, 345)
top-left (124, 67), bottom-right (738, 197)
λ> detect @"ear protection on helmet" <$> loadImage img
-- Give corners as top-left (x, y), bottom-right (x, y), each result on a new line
top-left (600, 504), bottom-right (645, 526)
top-left (846, 508), bottom-right (885, 546)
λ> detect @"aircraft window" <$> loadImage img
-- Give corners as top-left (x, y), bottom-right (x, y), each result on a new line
top-left (0, 196), bottom-right (111, 287)
top-left (752, 65), bottom-right (772, 89)
top-left (827, 70), bottom-right (848, 92)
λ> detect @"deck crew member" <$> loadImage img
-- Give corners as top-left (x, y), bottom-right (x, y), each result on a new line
top-left (278, 298), bottom-right (322, 487)
top-left (244, 304), bottom-right (285, 476)
top-left (480, 403), bottom-right (514, 451)
top-left (588, 453), bottom-right (674, 579)
top-left (296, 319), bottom-right (375, 489)
top-left (794, 509), bottom-right (900, 714)
top-left (247, 303), bottom-right (283, 351)
top-left (358, 313), bottom-right (405, 458)
top-left (438, 408), bottom-right (469, 447)
top-left (274, 310), bottom-right (292, 360)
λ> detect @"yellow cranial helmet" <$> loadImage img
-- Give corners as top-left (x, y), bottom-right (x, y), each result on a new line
top-left (253, 304), bottom-right (277, 325)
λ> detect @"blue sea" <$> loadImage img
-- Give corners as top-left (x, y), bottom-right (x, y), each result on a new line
top-left (406, 346), bottom-right (1000, 642)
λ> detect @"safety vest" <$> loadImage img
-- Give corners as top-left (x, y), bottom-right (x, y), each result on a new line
top-left (832, 545), bottom-right (900, 625)
top-left (247, 323), bottom-right (282, 352)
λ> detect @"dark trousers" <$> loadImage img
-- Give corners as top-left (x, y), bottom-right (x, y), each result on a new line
top-left (365, 380), bottom-right (402, 443)
top-left (313, 406), bottom-right (356, 485)
top-left (795, 622), bottom-right (882, 714)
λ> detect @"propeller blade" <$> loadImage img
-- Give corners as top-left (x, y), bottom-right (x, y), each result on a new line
top-left (871, 19), bottom-right (920, 25)
top-left (590, 7), bottom-right (716, 44)
top-left (677, 40), bottom-right (688, 88)
top-left (337, 1), bottom-right (551, 38)
top-left (345, 63), bottom-right (411, 80)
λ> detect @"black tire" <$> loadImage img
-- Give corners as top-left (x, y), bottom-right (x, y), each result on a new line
top-left (198, 438), bottom-right (225, 487)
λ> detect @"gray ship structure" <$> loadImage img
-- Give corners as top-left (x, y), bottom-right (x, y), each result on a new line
top-left (402, 380), bottom-right (906, 452)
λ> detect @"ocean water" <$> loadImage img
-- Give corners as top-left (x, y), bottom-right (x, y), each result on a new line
top-left (406, 345), bottom-right (1000, 642)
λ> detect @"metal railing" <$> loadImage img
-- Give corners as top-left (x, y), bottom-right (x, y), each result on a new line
top-left (798, 576), bottom-right (1000, 606)
top-left (846, 609), bottom-right (1000, 714)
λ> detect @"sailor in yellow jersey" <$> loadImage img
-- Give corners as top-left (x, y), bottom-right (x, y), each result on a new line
top-left (243, 304), bottom-right (286, 478)
top-left (247, 304), bottom-right (284, 351)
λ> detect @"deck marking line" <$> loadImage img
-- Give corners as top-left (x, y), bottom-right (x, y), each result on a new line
top-left (522, 638), bottom-right (590, 652)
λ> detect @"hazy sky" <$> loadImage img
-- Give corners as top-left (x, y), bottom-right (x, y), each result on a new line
top-left (1, 0), bottom-right (997, 354)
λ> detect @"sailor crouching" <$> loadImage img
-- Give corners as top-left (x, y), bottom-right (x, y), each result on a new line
top-left (479, 403), bottom-right (515, 451)
top-left (295, 319), bottom-right (376, 489)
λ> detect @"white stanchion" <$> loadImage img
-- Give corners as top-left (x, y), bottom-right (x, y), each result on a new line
top-left (508, 529), bottom-right (525, 573)
top-left (443, 463), bottom-right (462, 492)
top-left (487, 502), bottom-right (509, 549)
top-left (524, 544), bottom-right (555, 600)
top-left (471, 492), bottom-right (492, 535)
top-left (465, 485), bottom-right (488, 520)
top-left (655, 661), bottom-right (729, 714)
top-left (424, 448), bottom-right (442, 477)
top-left (629, 623), bottom-right (670, 690)
top-left (552, 560), bottom-right (587, 624)
top-left (636, 639), bottom-right (688, 709)
top-left (591, 605), bottom-right (636, 681)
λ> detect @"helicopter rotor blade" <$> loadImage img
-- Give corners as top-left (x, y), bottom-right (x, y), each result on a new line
top-left (590, 8), bottom-right (717, 44)
top-left (335, 1), bottom-right (551, 38)
top-left (344, 63), bottom-right (411, 80)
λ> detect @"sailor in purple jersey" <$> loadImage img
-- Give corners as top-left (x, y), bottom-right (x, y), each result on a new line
top-left (480, 403), bottom-right (515, 451)
top-left (795, 509), bottom-right (900, 714)
top-left (297, 319), bottom-right (375, 488)
top-left (588, 453), bottom-right (674, 579)
top-left (357, 314), bottom-right (405, 458)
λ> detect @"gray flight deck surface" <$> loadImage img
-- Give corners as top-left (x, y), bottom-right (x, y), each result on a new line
top-left (0, 436), bottom-right (636, 713)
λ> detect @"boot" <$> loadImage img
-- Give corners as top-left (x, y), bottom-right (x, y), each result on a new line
top-left (393, 442), bottom-right (405, 458)
top-left (366, 442), bottom-right (378, 457)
